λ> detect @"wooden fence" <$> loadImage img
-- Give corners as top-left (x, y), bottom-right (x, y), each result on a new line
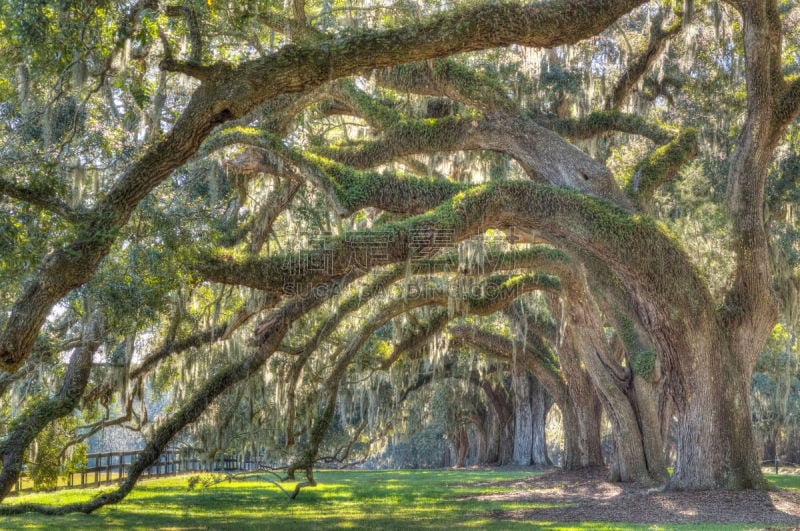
top-left (11, 449), bottom-right (273, 495)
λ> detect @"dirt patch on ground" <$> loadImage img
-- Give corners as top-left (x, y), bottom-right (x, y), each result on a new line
top-left (467, 468), bottom-right (800, 527)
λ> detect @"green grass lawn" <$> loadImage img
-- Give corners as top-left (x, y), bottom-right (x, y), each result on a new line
top-left (1, 469), bottom-right (797, 530)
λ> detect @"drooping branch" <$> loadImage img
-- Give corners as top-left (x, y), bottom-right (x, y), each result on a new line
top-left (207, 127), bottom-right (469, 217)
top-left (197, 179), bottom-right (712, 329)
top-left (69, 395), bottom-right (138, 450)
top-left (127, 292), bottom-right (277, 381)
top-left (312, 115), bottom-right (629, 206)
top-left (0, 177), bottom-right (78, 222)
top-left (606, 14), bottom-right (683, 110)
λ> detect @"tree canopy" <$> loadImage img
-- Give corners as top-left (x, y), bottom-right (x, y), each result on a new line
top-left (1, 0), bottom-right (800, 515)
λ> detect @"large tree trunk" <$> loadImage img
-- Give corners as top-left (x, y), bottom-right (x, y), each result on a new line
top-left (559, 399), bottom-right (585, 470)
top-left (470, 416), bottom-right (489, 465)
top-left (668, 335), bottom-right (766, 489)
top-left (546, 297), bottom-right (605, 468)
top-left (631, 374), bottom-right (669, 481)
top-left (562, 279), bottom-right (667, 483)
top-left (530, 377), bottom-right (551, 466)
top-left (484, 401), bottom-right (502, 464)
top-left (664, 0), bottom-right (798, 491)
top-left (477, 377), bottom-right (514, 465)
top-left (573, 390), bottom-right (604, 467)
top-left (454, 426), bottom-right (469, 467)
top-left (511, 364), bottom-right (534, 465)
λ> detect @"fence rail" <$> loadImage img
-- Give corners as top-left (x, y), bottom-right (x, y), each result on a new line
top-left (11, 449), bottom-right (273, 495)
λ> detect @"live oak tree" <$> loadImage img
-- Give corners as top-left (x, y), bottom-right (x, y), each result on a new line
top-left (1, 0), bottom-right (800, 515)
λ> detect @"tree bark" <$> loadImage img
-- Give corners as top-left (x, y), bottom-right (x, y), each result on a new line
top-left (512, 364), bottom-right (534, 465)
top-left (530, 377), bottom-right (551, 466)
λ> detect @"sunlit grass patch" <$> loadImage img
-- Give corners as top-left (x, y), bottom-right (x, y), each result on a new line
top-left (1, 469), bottom-right (798, 530)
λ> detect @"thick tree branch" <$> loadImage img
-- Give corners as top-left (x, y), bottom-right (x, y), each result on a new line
top-left (722, 0), bottom-right (784, 363)
top-left (159, 57), bottom-right (215, 81)
top-left (314, 116), bottom-right (630, 207)
top-left (375, 60), bottom-right (518, 116)
top-left (624, 129), bottom-right (698, 207)
top-left (200, 126), bottom-right (469, 216)
top-left (774, 76), bottom-right (800, 131)
top-left (197, 180), bottom-right (711, 331)
top-left (531, 110), bottom-right (674, 145)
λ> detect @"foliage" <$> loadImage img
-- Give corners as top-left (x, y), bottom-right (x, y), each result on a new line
top-left (28, 418), bottom-right (88, 492)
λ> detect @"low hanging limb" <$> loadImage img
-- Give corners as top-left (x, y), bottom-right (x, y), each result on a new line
top-left (187, 467), bottom-right (297, 500)
top-left (0, 277), bottom-right (355, 515)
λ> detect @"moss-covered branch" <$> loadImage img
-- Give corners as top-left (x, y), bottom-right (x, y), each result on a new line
top-left (314, 115), bottom-right (630, 206)
top-left (623, 129), bottom-right (698, 207)
top-left (532, 110), bottom-right (674, 145)
top-left (375, 59), bottom-right (518, 116)
top-left (324, 81), bottom-right (406, 130)
top-left (197, 180), bottom-right (712, 328)
top-left (200, 126), bottom-right (470, 217)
